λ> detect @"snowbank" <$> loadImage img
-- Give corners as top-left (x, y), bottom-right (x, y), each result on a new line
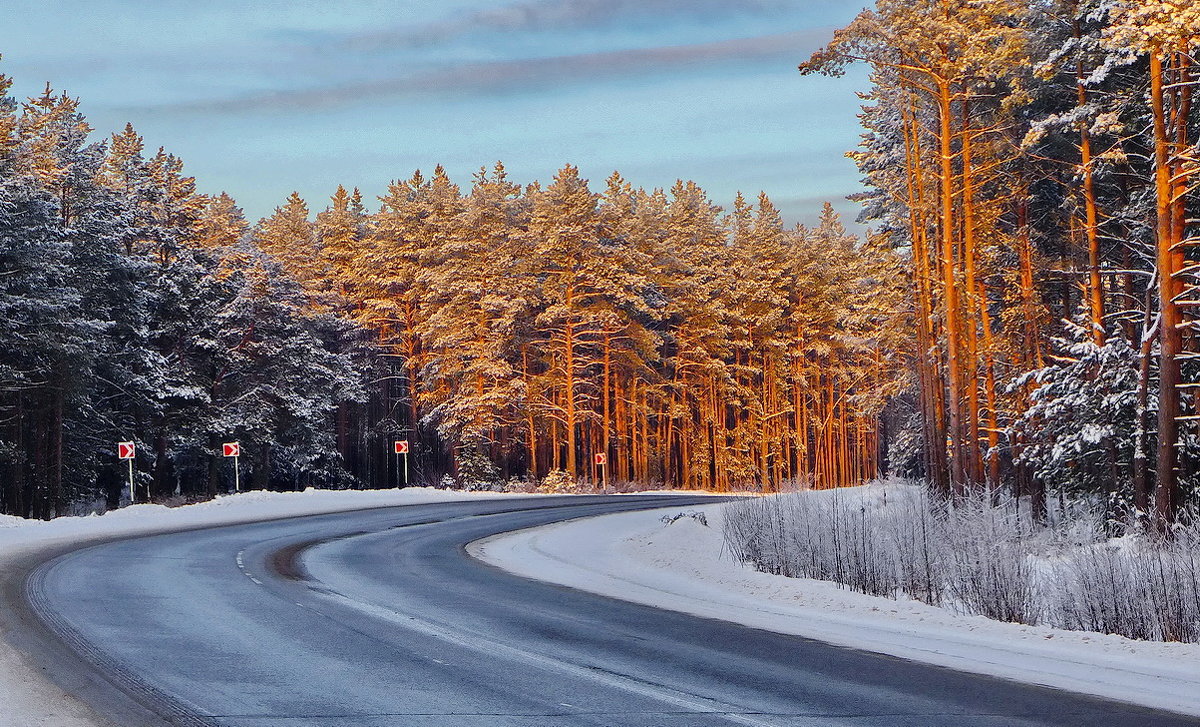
top-left (0, 486), bottom-right (541, 538)
top-left (471, 501), bottom-right (1200, 717)
top-left (0, 487), bottom-right (536, 727)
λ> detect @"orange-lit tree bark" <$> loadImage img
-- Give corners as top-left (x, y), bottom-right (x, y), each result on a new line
top-left (1108, 3), bottom-right (1197, 525)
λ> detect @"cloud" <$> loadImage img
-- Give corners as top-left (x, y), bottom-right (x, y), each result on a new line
top-left (343, 0), bottom-right (794, 51)
top-left (139, 29), bottom-right (833, 115)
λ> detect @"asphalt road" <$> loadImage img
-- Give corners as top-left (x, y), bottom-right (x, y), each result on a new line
top-left (20, 495), bottom-right (1200, 727)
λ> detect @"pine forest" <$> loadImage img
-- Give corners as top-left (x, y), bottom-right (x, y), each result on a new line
top-left (3, 0), bottom-right (1200, 535)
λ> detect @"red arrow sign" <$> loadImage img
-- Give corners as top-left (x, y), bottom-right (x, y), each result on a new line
top-left (594, 453), bottom-right (607, 466)
top-left (394, 440), bottom-right (409, 455)
top-left (222, 442), bottom-right (240, 458)
top-left (118, 442), bottom-right (136, 460)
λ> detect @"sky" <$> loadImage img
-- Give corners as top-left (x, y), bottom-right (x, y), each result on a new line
top-left (3, 0), bottom-right (871, 228)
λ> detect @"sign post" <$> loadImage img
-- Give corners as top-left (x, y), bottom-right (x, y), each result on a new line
top-left (223, 442), bottom-right (241, 492)
top-left (394, 440), bottom-right (409, 486)
top-left (118, 442), bottom-right (136, 504)
top-left (595, 452), bottom-right (608, 493)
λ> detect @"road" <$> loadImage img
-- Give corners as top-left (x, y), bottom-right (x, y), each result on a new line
top-left (18, 495), bottom-right (1200, 727)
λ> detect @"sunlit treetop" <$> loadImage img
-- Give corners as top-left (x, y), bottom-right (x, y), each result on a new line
top-left (1105, 0), bottom-right (1200, 51)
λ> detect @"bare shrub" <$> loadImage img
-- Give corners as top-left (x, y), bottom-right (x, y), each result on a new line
top-left (937, 492), bottom-right (1038, 623)
top-left (722, 484), bottom-right (1200, 643)
top-left (661, 511), bottom-right (709, 527)
top-left (1051, 524), bottom-right (1200, 641)
top-left (724, 485), bottom-right (911, 598)
top-left (886, 492), bottom-right (944, 605)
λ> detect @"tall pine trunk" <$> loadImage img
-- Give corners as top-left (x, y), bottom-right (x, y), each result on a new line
top-left (1151, 50), bottom-right (1183, 527)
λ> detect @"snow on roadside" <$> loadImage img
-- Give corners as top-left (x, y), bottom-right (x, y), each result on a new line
top-left (0, 486), bottom-right (537, 727)
top-left (0, 487), bottom-right (539, 544)
top-left (0, 486), bottom-right (725, 554)
top-left (470, 502), bottom-right (1200, 718)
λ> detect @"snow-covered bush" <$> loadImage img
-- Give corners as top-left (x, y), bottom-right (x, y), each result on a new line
top-left (723, 485), bottom-right (907, 598)
top-left (1010, 320), bottom-right (1200, 521)
top-left (500, 475), bottom-right (538, 493)
top-left (536, 469), bottom-right (580, 494)
top-left (938, 494), bottom-right (1038, 623)
top-left (886, 407), bottom-right (927, 480)
top-left (1050, 518), bottom-right (1200, 642)
top-left (723, 484), bottom-right (1200, 642)
top-left (454, 443), bottom-right (505, 491)
top-left (1010, 324), bottom-right (1141, 503)
top-left (886, 491), bottom-right (944, 605)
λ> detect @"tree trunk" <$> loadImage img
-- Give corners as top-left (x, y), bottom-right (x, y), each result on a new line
top-left (1076, 17), bottom-right (1105, 345)
top-left (1151, 50), bottom-right (1182, 527)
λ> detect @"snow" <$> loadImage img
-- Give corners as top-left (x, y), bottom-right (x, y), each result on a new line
top-left (471, 502), bottom-right (1200, 718)
top-left (0, 487), bottom-right (538, 727)
top-left (0, 488), bottom-right (547, 555)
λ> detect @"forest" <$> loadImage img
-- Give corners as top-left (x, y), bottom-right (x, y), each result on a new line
top-left (0, 65), bottom-right (904, 518)
top-left (800, 0), bottom-right (1199, 529)
top-left (2, 0), bottom-right (1199, 531)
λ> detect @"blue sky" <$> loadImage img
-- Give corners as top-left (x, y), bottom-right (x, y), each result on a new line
top-left (3, 0), bottom-right (870, 227)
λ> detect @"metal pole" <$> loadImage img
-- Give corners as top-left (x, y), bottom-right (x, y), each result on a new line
top-left (395, 451), bottom-right (399, 488)
top-left (234, 455), bottom-right (240, 492)
top-left (403, 452), bottom-right (409, 486)
top-left (128, 457), bottom-right (135, 505)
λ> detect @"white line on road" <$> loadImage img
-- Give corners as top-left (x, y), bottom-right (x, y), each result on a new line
top-left (234, 550), bottom-right (263, 586)
top-left (312, 590), bottom-right (784, 727)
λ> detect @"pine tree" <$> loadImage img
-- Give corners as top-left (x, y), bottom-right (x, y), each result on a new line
top-left (418, 164), bottom-right (524, 453)
top-left (660, 180), bottom-right (735, 489)
top-left (316, 185), bottom-right (368, 302)
top-left (196, 193), bottom-right (249, 250)
top-left (522, 165), bottom-right (606, 478)
top-left (254, 192), bottom-right (325, 295)
top-left (1106, 0), bottom-right (1199, 526)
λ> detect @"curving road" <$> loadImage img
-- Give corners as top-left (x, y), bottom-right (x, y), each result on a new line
top-left (15, 495), bottom-right (1200, 727)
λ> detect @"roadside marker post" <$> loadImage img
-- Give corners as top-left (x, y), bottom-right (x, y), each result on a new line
top-left (223, 442), bottom-right (241, 492)
top-left (118, 442), bottom-right (136, 504)
top-left (394, 440), bottom-right (409, 486)
top-left (595, 452), bottom-right (608, 493)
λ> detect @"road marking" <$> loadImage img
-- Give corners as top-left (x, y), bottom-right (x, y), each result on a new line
top-left (234, 550), bottom-right (263, 586)
top-left (314, 590), bottom-right (781, 727)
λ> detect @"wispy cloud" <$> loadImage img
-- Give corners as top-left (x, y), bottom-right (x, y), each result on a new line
top-left (140, 29), bottom-right (832, 115)
top-left (342, 0), bottom-right (795, 50)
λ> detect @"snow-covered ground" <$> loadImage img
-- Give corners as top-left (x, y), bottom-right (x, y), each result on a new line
top-left (0, 486), bottom-right (541, 541)
top-left (471, 502), bottom-right (1200, 718)
top-left (0, 487), bottom-right (539, 727)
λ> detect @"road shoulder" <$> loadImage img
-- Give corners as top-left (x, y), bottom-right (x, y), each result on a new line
top-left (470, 502), bottom-right (1200, 718)
top-left (0, 544), bottom-right (119, 727)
